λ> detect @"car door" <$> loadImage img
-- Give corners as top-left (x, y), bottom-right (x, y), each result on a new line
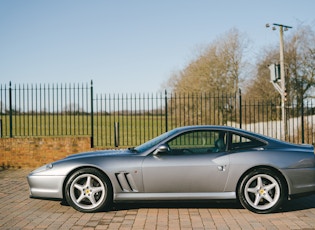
top-left (142, 130), bottom-right (230, 193)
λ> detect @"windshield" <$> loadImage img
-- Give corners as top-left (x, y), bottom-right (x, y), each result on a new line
top-left (134, 129), bottom-right (178, 153)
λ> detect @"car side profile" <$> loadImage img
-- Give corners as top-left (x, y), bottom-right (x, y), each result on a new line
top-left (27, 125), bottom-right (315, 214)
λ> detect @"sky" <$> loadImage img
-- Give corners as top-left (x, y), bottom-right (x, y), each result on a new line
top-left (1, 0), bottom-right (315, 94)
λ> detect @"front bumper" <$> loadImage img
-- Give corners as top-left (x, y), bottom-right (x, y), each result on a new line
top-left (27, 174), bottom-right (66, 199)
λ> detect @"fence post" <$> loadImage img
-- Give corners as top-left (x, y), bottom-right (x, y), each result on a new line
top-left (301, 98), bottom-right (305, 143)
top-left (164, 90), bottom-right (168, 132)
top-left (114, 122), bottom-right (119, 147)
top-left (239, 88), bottom-right (242, 129)
top-left (90, 80), bottom-right (94, 148)
top-left (9, 81), bottom-right (13, 138)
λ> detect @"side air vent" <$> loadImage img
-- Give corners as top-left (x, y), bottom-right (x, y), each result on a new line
top-left (115, 172), bottom-right (138, 192)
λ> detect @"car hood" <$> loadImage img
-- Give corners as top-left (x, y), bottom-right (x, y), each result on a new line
top-left (64, 149), bottom-right (132, 160)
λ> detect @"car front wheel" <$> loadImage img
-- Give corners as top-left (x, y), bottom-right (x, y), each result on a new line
top-left (238, 168), bottom-right (286, 214)
top-left (65, 168), bottom-right (112, 213)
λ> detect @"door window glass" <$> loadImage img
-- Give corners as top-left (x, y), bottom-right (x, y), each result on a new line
top-left (167, 130), bottom-right (227, 154)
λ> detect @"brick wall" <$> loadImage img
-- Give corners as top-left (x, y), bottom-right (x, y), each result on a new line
top-left (0, 137), bottom-right (93, 169)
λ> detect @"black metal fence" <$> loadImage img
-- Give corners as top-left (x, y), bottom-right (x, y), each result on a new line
top-left (0, 81), bottom-right (314, 147)
top-left (0, 82), bottom-right (91, 138)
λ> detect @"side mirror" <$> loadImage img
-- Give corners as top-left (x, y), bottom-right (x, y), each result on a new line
top-left (153, 144), bottom-right (169, 156)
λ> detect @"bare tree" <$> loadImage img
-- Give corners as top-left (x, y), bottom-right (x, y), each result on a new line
top-left (286, 25), bottom-right (315, 104)
top-left (244, 47), bottom-right (279, 101)
top-left (168, 28), bottom-right (248, 94)
top-left (164, 28), bottom-right (248, 125)
top-left (244, 25), bottom-right (315, 104)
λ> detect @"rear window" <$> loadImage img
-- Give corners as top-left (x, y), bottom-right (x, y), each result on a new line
top-left (230, 132), bottom-right (266, 150)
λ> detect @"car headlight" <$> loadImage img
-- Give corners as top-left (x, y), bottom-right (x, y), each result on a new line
top-left (31, 163), bottom-right (54, 174)
top-left (46, 163), bottom-right (53, 169)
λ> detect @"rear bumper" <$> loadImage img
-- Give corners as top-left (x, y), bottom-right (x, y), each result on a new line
top-left (283, 168), bottom-right (315, 196)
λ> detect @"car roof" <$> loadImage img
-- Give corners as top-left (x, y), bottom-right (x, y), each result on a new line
top-left (172, 125), bottom-right (279, 145)
top-left (173, 125), bottom-right (247, 133)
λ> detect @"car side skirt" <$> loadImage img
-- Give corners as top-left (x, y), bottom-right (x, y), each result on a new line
top-left (114, 192), bottom-right (236, 201)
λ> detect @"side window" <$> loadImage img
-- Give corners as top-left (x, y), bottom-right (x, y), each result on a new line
top-left (230, 133), bottom-right (265, 150)
top-left (167, 130), bottom-right (227, 154)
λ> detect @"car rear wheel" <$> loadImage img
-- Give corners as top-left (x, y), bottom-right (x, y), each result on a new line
top-left (238, 168), bottom-right (286, 214)
top-left (65, 168), bottom-right (112, 213)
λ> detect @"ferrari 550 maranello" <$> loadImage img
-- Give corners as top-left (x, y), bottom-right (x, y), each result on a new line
top-left (27, 125), bottom-right (315, 214)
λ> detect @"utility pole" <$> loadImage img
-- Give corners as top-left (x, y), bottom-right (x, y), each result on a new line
top-left (266, 23), bottom-right (292, 141)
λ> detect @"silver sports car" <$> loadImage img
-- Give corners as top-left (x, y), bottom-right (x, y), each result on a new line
top-left (27, 125), bottom-right (315, 214)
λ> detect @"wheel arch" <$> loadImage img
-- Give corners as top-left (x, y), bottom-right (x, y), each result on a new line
top-left (236, 165), bottom-right (289, 200)
top-left (62, 166), bottom-right (113, 201)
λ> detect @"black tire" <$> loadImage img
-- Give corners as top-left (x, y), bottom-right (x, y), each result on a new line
top-left (237, 168), bottom-right (286, 214)
top-left (65, 168), bottom-right (112, 213)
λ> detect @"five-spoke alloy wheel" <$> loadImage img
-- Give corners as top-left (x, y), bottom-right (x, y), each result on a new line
top-left (65, 168), bottom-right (112, 213)
top-left (238, 168), bottom-right (286, 214)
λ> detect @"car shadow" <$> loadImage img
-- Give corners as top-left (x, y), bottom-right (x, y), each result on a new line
top-left (60, 199), bottom-right (244, 210)
top-left (279, 195), bottom-right (315, 213)
top-left (111, 195), bottom-right (315, 213)
top-left (60, 195), bottom-right (315, 213)
top-left (111, 200), bottom-right (243, 211)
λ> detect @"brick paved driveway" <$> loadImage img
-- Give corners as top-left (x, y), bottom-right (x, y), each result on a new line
top-left (1, 169), bottom-right (315, 230)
